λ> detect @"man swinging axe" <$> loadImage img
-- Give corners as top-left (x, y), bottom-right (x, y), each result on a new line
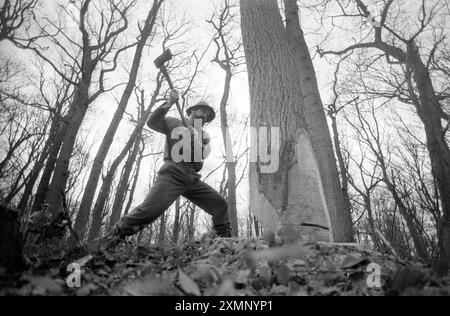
top-left (106, 50), bottom-right (232, 246)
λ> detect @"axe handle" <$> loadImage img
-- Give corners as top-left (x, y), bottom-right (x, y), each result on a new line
top-left (160, 66), bottom-right (192, 130)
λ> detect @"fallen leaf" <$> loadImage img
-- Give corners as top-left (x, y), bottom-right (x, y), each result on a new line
top-left (188, 264), bottom-right (219, 289)
top-left (179, 270), bottom-right (201, 296)
top-left (76, 283), bottom-right (98, 296)
top-left (340, 255), bottom-right (370, 270)
top-left (23, 276), bottom-right (64, 295)
top-left (287, 281), bottom-right (308, 296)
top-left (269, 285), bottom-right (288, 295)
top-left (122, 275), bottom-right (182, 296)
top-left (235, 270), bottom-right (251, 286)
top-left (73, 255), bottom-right (94, 267)
top-left (245, 242), bottom-right (311, 266)
top-left (319, 286), bottom-right (339, 296)
top-left (213, 279), bottom-right (237, 296)
top-left (273, 264), bottom-right (291, 286)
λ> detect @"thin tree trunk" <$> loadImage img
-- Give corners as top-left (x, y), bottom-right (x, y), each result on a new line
top-left (329, 110), bottom-right (353, 231)
top-left (253, 215), bottom-right (260, 237)
top-left (75, 1), bottom-right (163, 240)
top-left (219, 70), bottom-right (238, 236)
top-left (87, 132), bottom-right (142, 241)
top-left (283, 0), bottom-right (354, 242)
top-left (364, 195), bottom-right (383, 251)
top-left (46, 78), bottom-right (92, 216)
top-left (17, 116), bottom-right (61, 212)
top-left (241, 0), bottom-right (333, 243)
top-left (158, 213), bottom-right (166, 245)
top-left (124, 141), bottom-right (144, 216)
top-left (378, 156), bottom-right (430, 260)
top-left (108, 135), bottom-right (141, 228)
top-left (31, 120), bottom-right (64, 214)
top-left (172, 198), bottom-right (181, 243)
top-left (188, 205), bottom-right (196, 240)
top-left (85, 80), bottom-right (162, 241)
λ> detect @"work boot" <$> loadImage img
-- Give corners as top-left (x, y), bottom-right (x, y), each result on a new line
top-left (214, 223), bottom-right (233, 238)
top-left (102, 224), bottom-right (136, 250)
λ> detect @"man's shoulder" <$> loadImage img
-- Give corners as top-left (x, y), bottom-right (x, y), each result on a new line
top-left (164, 117), bottom-right (182, 125)
top-left (164, 117), bottom-right (184, 132)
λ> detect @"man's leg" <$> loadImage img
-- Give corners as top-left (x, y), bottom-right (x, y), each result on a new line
top-left (115, 163), bottom-right (188, 237)
top-left (182, 180), bottom-right (232, 237)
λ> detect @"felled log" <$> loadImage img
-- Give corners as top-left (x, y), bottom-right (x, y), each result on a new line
top-left (0, 202), bottom-right (26, 271)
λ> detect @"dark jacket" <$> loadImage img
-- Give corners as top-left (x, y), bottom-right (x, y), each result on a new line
top-left (147, 102), bottom-right (210, 172)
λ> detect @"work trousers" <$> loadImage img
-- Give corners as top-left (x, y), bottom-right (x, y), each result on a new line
top-left (118, 161), bottom-right (230, 236)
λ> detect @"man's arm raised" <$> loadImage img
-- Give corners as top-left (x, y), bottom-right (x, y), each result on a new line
top-left (147, 90), bottom-right (179, 134)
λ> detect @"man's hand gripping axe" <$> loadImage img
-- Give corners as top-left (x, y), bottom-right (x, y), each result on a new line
top-left (154, 49), bottom-right (192, 130)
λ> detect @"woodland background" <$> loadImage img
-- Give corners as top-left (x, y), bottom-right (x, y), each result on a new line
top-left (0, 0), bottom-right (449, 268)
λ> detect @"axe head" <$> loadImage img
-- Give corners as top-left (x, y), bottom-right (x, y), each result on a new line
top-left (154, 49), bottom-right (173, 68)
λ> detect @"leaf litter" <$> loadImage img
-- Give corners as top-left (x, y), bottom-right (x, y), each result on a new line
top-left (1, 237), bottom-right (449, 296)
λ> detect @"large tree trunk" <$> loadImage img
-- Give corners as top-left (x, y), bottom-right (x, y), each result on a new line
top-left (108, 136), bottom-right (141, 228)
top-left (241, 0), bottom-right (333, 243)
top-left (283, 0), bottom-right (353, 242)
top-left (76, 1), bottom-right (162, 241)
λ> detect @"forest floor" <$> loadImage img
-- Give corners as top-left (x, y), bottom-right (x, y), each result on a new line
top-left (1, 236), bottom-right (449, 296)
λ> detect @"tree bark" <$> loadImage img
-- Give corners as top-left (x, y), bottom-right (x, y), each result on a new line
top-left (187, 205), bottom-right (196, 240)
top-left (124, 142), bottom-right (145, 216)
top-left (76, 0), bottom-right (163, 240)
top-left (85, 81), bottom-right (162, 241)
top-left (17, 115), bottom-right (62, 212)
top-left (30, 119), bottom-right (64, 214)
top-left (172, 198), bottom-right (181, 243)
top-left (329, 110), bottom-right (354, 234)
top-left (219, 70), bottom-right (239, 236)
top-left (283, 0), bottom-right (354, 242)
top-left (108, 135), bottom-right (141, 228)
top-left (241, 0), bottom-right (333, 243)
top-left (46, 78), bottom-right (92, 216)
top-left (158, 213), bottom-right (166, 245)
top-left (406, 43), bottom-right (450, 267)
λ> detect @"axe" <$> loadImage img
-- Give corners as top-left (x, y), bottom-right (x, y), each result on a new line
top-left (154, 49), bottom-right (192, 129)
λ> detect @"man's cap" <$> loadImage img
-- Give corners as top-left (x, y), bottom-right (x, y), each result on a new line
top-left (186, 101), bottom-right (216, 123)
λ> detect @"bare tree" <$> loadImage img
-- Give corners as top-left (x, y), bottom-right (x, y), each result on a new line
top-left (17, 0), bottom-right (138, 217)
top-left (317, 0), bottom-right (450, 266)
top-left (0, 0), bottom-right (38, 42)
top-left (76, 0), bottom-right (164, 240)
top-left (123, 138), bottom-right (147, 216)
top-left (86, 77), bottom-right (162, 241)
top-left (345, 100), bottom-right (430, 260)
top-left (207, 0), bottom-right (245, 237)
